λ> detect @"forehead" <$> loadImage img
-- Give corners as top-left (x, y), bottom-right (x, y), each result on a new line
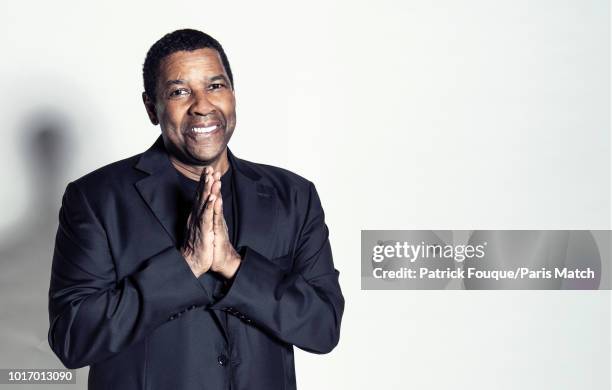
top-left (157, 48), bottom-right (226, 81)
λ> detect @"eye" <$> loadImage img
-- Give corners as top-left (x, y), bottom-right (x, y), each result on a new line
top-left (208, 83), bottom-right (226, 91)
top-left (169, 88), bottom-right (190, 98)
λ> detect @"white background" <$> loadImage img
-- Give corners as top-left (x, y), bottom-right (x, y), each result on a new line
top-left (0, 1), bottom-right (609, 389)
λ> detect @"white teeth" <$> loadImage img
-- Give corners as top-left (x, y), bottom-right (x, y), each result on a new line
top-left (192, 125), bottom-right (217, 133)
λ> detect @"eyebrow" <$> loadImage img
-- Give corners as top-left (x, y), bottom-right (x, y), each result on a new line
top-left (209, 75), bottom-right (229, 84)
top-left (164, 75), bottom-right (230, 87)
top-left (165, 79), bottom-right (186, 86)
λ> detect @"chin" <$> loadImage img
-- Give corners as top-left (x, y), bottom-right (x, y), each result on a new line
top-left (188, 146), bottom-right (225, 165)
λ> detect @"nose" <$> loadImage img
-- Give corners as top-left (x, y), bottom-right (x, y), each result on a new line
top-left (188, 90), bottom-right (216, 117)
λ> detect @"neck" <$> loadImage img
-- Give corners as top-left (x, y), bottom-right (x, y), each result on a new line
top-left (170, 150), bottom-right (229, 181)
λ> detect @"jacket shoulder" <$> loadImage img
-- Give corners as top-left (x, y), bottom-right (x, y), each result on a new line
top-left (70, 153), bottom-right (144, 196)
top-left (236, 157), bottom-right (312, 191)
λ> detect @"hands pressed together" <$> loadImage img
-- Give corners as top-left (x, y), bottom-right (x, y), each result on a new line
top-left (181, 167), bottom-right (241, 279)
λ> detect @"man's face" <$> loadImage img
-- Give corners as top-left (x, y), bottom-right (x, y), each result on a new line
top-left (144, 48), bottom-right (236, 166)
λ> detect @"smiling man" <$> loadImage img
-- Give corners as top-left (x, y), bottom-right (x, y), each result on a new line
top-left (48, 29), bottom-right (344, 390)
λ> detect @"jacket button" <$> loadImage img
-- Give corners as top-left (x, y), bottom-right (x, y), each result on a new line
top-left (168, 314), bottom-right (176, 321)
top-left (217, 354), bottom-right (228, 366)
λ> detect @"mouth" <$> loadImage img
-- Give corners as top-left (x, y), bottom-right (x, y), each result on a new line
top-left (186, 123), bottom-right (223, 138)
top-left (192, 125), bottom-right (218, 134)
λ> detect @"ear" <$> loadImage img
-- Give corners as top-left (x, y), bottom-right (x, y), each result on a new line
top-left (142, 92), bottom-right (159, 125)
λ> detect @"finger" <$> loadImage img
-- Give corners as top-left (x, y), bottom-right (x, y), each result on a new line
top-left (210, 178), bottom-right (222, 199)
top-left (194, 167), bottom-right (212, 201)
top-left (222, 213), bottom-right (229, 233)
top-left (204, 167), bottom-right (215, 196)
top-left (184, 169), bottom-right (209, 250)
top-left (212, 197), bottom-right (226, 272)
top-left (213, 196), bottom-right (224, 233)
top-left (183, 211), bottom-right (201, 255)
top-left (202, 169), bottom-right (215, 202)
top-left (201, 196), bottom-right (215, 265)
top-left (197, 172), bottom-right (215, 220)
top-left (203, 194), bottom-right (216, 234)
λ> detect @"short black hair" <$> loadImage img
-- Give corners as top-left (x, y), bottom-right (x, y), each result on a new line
top-left (142, 29), bottom-right (233, 102)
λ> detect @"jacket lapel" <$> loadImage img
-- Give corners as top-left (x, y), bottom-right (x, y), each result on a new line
top-left (134, 137), bottom-right (183, 246)
top-left (228, 149), bottom-right (279, 258)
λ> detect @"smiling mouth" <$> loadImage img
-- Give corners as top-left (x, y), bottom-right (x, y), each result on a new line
top-left (191, 125), bottom-right (219, 134)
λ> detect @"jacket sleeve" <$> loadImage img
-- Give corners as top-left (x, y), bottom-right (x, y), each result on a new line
top-left (48, 182), bottom-right (212, 369)
top-left (210, 182), bottom-right (344, 354)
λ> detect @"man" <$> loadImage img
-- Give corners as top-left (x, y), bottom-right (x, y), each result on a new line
top-left (48, 29), bottom-right (344, 390)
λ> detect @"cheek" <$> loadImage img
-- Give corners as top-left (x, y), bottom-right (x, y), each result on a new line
top-left (160, 105), bottom-right (187, 130)
top-left (222, 100), bottom-right (237, 124)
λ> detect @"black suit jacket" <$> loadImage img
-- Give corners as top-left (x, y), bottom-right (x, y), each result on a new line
top-left (48, 137), bottom-right (344, 390)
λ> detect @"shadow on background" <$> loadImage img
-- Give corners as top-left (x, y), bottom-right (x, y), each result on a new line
top-left (0, 109), bottom-right (89, 388)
